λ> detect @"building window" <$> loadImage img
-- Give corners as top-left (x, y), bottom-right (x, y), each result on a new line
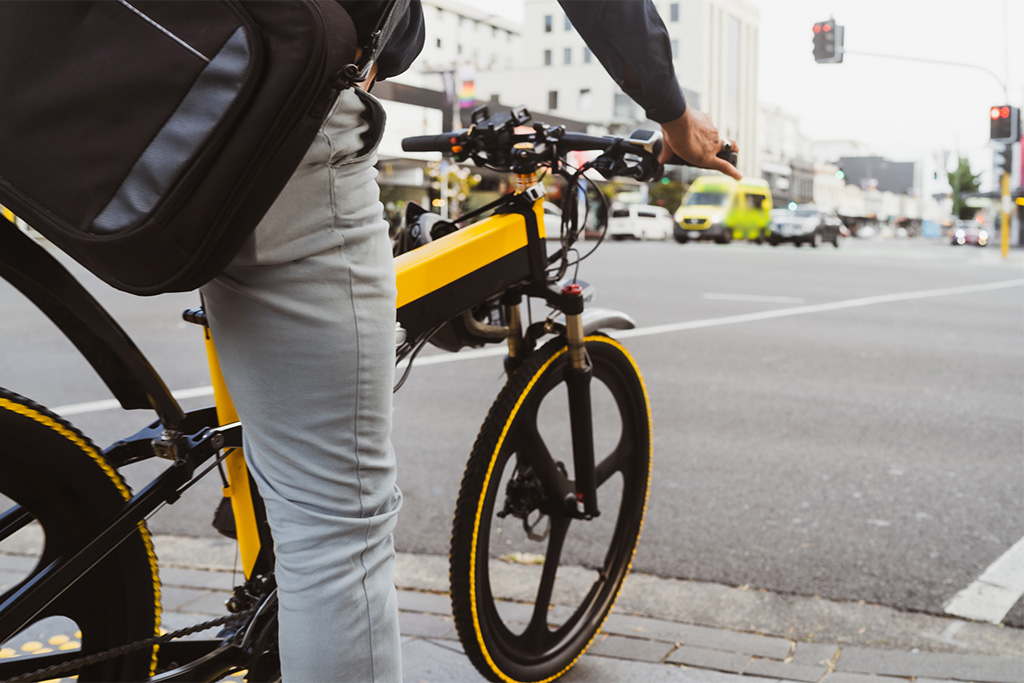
top-left (544, 14), bottom-right (552, 32)
top-left (565, 15), bottom-right (572, 30)
top-left (543, 49), bottom-right (552, 66)
top-left (579, 88), bottom-right (592, 110)
top-left (670, 3), bottom-right (679, 22)
top-left (548, 90), bottom-right (558, 110)
top-left (671, 39), bottom-right (679, 59)
top-left (583, 47), bottom-right (592, 63)
top-left (564, 47), bottom-right (572, 65)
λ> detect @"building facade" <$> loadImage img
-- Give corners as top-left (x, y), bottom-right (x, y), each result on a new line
top-left (470, 0), bottom-right (761, 177)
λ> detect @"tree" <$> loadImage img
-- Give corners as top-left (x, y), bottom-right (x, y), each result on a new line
top-left (947, 157), bottom-right (980, 220)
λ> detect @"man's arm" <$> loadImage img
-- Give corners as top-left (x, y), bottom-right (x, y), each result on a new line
top-left (557, 0), bottom-right (740, 179)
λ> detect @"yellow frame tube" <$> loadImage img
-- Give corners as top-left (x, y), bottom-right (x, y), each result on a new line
top-left (203, 327), bottom-right (262, 578)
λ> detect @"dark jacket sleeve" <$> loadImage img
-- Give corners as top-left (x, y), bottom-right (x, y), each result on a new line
top-left (338, 0), bottom-right (425, 81)
top-left (558, 0), bottom-right (686, 123)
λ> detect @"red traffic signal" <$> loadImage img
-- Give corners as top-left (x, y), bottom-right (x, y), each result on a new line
top-left (990, 105), bottom-right (1019, 142)
top-left (812, 19), bottom-right (843, 63)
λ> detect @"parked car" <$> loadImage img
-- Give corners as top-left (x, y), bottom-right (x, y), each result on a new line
top-left (855, 225), bottom-right (876, 239)
top-left (768, 206), bottom-right (843, 247)
top-left (950, 220), bottom-right (989, 247)
top-left (673, 176), bottom-right (773, 243)
top-left (607, 204), bottom-right (674, 240)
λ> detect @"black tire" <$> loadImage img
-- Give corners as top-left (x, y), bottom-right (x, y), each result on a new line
top-left (810, 231), bottom-right (822, 248)
top-left (832, 232), bottom-right (841, 248)
top-left (0, 389), bottom-right (160, 682)
top-left (450, 335), bottom-right (651, 683)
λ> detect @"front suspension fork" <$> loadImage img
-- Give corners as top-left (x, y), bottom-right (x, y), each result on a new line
top-left (503, 285), bottom-right (599, 519)
top-left (562, 284), bottom-right (599, 519)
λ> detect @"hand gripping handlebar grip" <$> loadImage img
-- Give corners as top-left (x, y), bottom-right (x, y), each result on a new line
top-left (665, 142), bottom-right (738, 168)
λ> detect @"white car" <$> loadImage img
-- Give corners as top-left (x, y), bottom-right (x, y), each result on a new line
top-left (542, 201), bottom-right (564, 238)
top-left (607, 204), bottom-right (674, 240)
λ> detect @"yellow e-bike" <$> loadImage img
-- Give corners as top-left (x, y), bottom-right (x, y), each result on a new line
top-left (0, 105), bottom-right (731, 683)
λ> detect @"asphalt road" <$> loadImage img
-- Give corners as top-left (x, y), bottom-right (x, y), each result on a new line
top-left (2, 235), bottom-right (1022, 629)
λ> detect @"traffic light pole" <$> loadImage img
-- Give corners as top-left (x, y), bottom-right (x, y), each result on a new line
top-left (841, 50), bottom-right (1009, 100)
top-left (1001, 172), bottom-right (1011, 258)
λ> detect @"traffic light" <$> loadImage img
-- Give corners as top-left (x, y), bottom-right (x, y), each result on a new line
top-left (989, 105), bottom-right (1019, 142)
top-left (813, 19), bottom-right (844, 63)
top-left (993, 143), bottom-right (1012, 175)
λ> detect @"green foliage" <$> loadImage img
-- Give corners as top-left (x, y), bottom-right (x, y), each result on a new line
top-left (947, 157), bottom-right (980, 220)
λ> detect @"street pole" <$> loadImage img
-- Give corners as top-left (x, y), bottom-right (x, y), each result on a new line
top-left (1001, 171), bottom-right (1011, 258)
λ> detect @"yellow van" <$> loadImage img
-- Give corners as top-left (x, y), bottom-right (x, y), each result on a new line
top-left (673, 176), bottom-right (773, 243)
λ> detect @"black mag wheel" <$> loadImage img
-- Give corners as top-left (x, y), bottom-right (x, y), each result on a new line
top-left (450, 335), bottom-right (651, 683)
top-left (0, 389), bottom-right (160, 682)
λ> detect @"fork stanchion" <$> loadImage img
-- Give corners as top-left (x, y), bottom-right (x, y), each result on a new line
top-left (561, 283), bottom-right (599, 519)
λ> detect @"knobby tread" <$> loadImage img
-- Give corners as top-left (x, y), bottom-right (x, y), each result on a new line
top-left (0, 387), bottom-right (162, 681)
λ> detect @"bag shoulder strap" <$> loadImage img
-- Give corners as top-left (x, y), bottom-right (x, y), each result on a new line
top-left (344, 0), bottom-right (412, 83)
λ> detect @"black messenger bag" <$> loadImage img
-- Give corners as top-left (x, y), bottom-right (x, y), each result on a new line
top-left (0, 0), bottom-right (406, 295)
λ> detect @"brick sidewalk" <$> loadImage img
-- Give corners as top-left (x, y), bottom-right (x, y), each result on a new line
top-left (2, 549), bottom-right (1022, 682)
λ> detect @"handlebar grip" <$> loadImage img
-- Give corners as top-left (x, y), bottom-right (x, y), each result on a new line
top-left (665, 144), bottom-right (738, 169)
top-left (402, 132), bottom-right (465, 153)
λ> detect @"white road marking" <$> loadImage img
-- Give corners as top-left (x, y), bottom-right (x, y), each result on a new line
top-left (944, 536), bottom-right (1024, 624)
top-left (703, 293), bottom-right (807, 304)
top-left (52, 386), bottom-right (213, 416)
top-left (617, 278), bottom-right (1024, 340)
top-left (49, 278), bottom-right (1024, 417)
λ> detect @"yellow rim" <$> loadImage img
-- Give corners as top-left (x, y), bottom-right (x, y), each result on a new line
top-left (467, 336), bottom-right (652, 683)
top-left (0, 397), bottom-right (163, 675)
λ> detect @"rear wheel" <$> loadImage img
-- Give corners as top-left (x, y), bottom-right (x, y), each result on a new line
top-left (450, 335), bottom-right (652, 682)
top-left (0, 389), bottom-right (160, 682)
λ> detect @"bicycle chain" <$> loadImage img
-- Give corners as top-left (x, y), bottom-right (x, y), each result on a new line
top-left (2, 607), bottom-right (258, 683)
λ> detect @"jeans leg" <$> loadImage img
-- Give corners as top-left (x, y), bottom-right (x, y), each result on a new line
top-left (201, 88), bottom-right (401, 682)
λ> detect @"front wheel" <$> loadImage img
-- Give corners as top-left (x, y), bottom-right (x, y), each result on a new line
top-left (450, 335), bottom-right (652, 683)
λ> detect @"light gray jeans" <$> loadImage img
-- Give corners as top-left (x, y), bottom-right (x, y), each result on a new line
top-left (201, 88), bottom-right (401, 682)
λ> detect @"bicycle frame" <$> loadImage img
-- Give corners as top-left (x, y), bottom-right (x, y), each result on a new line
top-left (0, 180), bottom-right (620, 678)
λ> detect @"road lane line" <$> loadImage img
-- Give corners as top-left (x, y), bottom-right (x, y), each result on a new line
top-left (49, 278), bottom-right (1024, 417)
top-left (618, 278), bottom-right (1024, 339)
top-left (703, 293), bottom-right (807, 304)
top-left (944, 536), bottom-right (1024, 624)
top-left (52, 386), bottom-right (214, 416)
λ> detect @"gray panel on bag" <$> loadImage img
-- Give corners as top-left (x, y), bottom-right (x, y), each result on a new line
top-left (91, 26), bottom-right (250, 235)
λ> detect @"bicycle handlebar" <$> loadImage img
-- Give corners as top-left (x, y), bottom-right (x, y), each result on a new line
top-left (401, 131), bottom-right (469, 153)
top-left (401, 106), bottom-right (737, 183)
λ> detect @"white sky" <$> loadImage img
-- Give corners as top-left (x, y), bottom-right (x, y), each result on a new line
top-left (475, 0), bottom-right (1024, 165)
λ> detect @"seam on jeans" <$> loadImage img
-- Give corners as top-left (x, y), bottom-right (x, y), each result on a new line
top-left (341, 244), bottom-right (376, 680)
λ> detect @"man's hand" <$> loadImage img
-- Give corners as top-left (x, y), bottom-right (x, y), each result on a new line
top-left (659, 107), bottom-right (742, 180)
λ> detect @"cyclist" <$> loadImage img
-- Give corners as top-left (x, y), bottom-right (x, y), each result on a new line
top-left (198, 1), bottom-right (740, 681)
